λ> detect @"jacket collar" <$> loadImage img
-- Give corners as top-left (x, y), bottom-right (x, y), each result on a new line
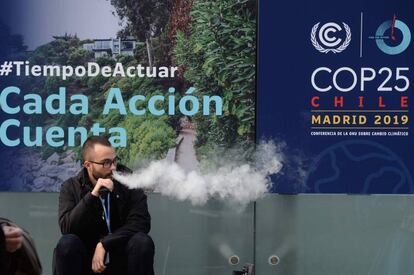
top-left (79, 167), bottom-right (93, 190)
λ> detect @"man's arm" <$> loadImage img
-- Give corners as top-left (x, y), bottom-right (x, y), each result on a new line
top-left (100, 189), bottom-right (151, 251)
top-left (58, 179), bottom-right (102, 235)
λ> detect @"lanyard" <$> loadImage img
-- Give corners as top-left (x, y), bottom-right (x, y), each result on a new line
top-left (100, 193), bottom-right (111, 234)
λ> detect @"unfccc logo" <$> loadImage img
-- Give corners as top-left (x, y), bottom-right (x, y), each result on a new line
top-left (311, 22), bottom-right (352, 53)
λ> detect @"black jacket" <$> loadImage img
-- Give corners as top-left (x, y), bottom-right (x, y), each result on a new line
top-left (58, 167), bottom-right (151, 252)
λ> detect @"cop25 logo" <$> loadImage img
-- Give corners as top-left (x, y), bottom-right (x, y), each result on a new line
top-left (311, 22), bottom-right (352, 53)
top-left (372, 16), bottom-right (411, 55)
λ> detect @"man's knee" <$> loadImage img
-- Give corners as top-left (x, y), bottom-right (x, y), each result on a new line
top-left (55, 234), bottom-right (85, 257)
top-left (127, 232), bottom-right (154, 255)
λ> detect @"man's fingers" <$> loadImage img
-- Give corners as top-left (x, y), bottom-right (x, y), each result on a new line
top-left (92, 262), bottom-right (106, 273)
top-left (92, 179), bottom-right (114, 196)
top-left (100, 179), bottom-right (114, 191)
top-left (92, 260), bottom-right (99, 273)
top-left (92, 256), bottom-right (106, 273)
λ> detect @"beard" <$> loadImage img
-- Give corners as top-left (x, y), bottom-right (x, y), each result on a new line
top-left (91, 169), bottom-right (113, 181)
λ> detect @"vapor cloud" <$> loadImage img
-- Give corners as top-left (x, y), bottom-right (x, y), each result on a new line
top-left (114, 141), bottom-right (284, 206)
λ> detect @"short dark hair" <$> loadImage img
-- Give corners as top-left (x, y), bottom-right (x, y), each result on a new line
top-left (82, 136), bottom-right (112, 162)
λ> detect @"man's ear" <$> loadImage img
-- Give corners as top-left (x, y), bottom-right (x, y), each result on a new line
top-left (83, 162), bottom-right (91, 169)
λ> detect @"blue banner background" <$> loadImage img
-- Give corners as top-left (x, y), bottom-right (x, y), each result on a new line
top-left (258, 0), bottom-right (414, 193)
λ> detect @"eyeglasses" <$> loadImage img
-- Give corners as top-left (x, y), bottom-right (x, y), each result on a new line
top-left (87, 157), bottom-right (120, 169)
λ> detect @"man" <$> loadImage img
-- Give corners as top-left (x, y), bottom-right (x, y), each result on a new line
top-left (54, 136), bottom-right (154, 275)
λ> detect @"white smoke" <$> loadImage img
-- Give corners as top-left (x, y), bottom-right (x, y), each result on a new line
top-left (114, 141), bottom-right (284, 206)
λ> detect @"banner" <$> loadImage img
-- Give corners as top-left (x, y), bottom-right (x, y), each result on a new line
top-left (258, 0), bottom-right (414, 193)
top-left (0, 0), bottom-right (256, 192)
top-left (3, 0), bottom-right (412, 195)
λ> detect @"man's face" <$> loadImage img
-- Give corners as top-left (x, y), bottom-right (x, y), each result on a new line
top-left (84, 144), bottom-right (117, 183)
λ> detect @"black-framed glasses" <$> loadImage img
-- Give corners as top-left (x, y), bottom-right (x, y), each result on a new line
top-left (87, 157), bottom-right (120, 169)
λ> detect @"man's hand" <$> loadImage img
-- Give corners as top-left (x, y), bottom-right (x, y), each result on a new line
top-left (92, 242), bottom-right (106, 273)
top-left (2, 225), bottom-right (23, 253)
top-left (91, 178), bottom-right (114, 197)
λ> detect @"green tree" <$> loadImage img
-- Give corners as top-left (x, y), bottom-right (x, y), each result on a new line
top-left (109, 0), bottom-right (173, 67)
top-left (67, 48), bottom-right (93, 66)
top-left (173, 0), bottom-right (256, 150)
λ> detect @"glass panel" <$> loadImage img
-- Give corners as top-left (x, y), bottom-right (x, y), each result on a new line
top-left (94, 40), bottom-right (111, 49)
top-left (149, 194), bottom-right (254, 275)
top-left (3, 192), bottom-right (411, 275)
top-left (255, 194), bottom-right (414, 275)
top-left (0, 192), bottom-right (60, 275)
top-left (0, 193), bottom-right (254, 275)
top-left (121, 41), bottom-right (133, 50)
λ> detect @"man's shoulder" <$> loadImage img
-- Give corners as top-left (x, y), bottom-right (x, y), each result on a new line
top-left (114, 181), bottom-right (146, 200)
top-left (60, 170), bottom-right (84, 191)
top-left (114, 180), bottom-right (136, 194)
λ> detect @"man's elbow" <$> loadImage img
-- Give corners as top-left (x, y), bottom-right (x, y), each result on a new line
top-left (59, 217), bottom-right (72, 234)
top-left (135, 221), bottom-right (151, 234)
top-left (143, 221), bottom-right (151, 234)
